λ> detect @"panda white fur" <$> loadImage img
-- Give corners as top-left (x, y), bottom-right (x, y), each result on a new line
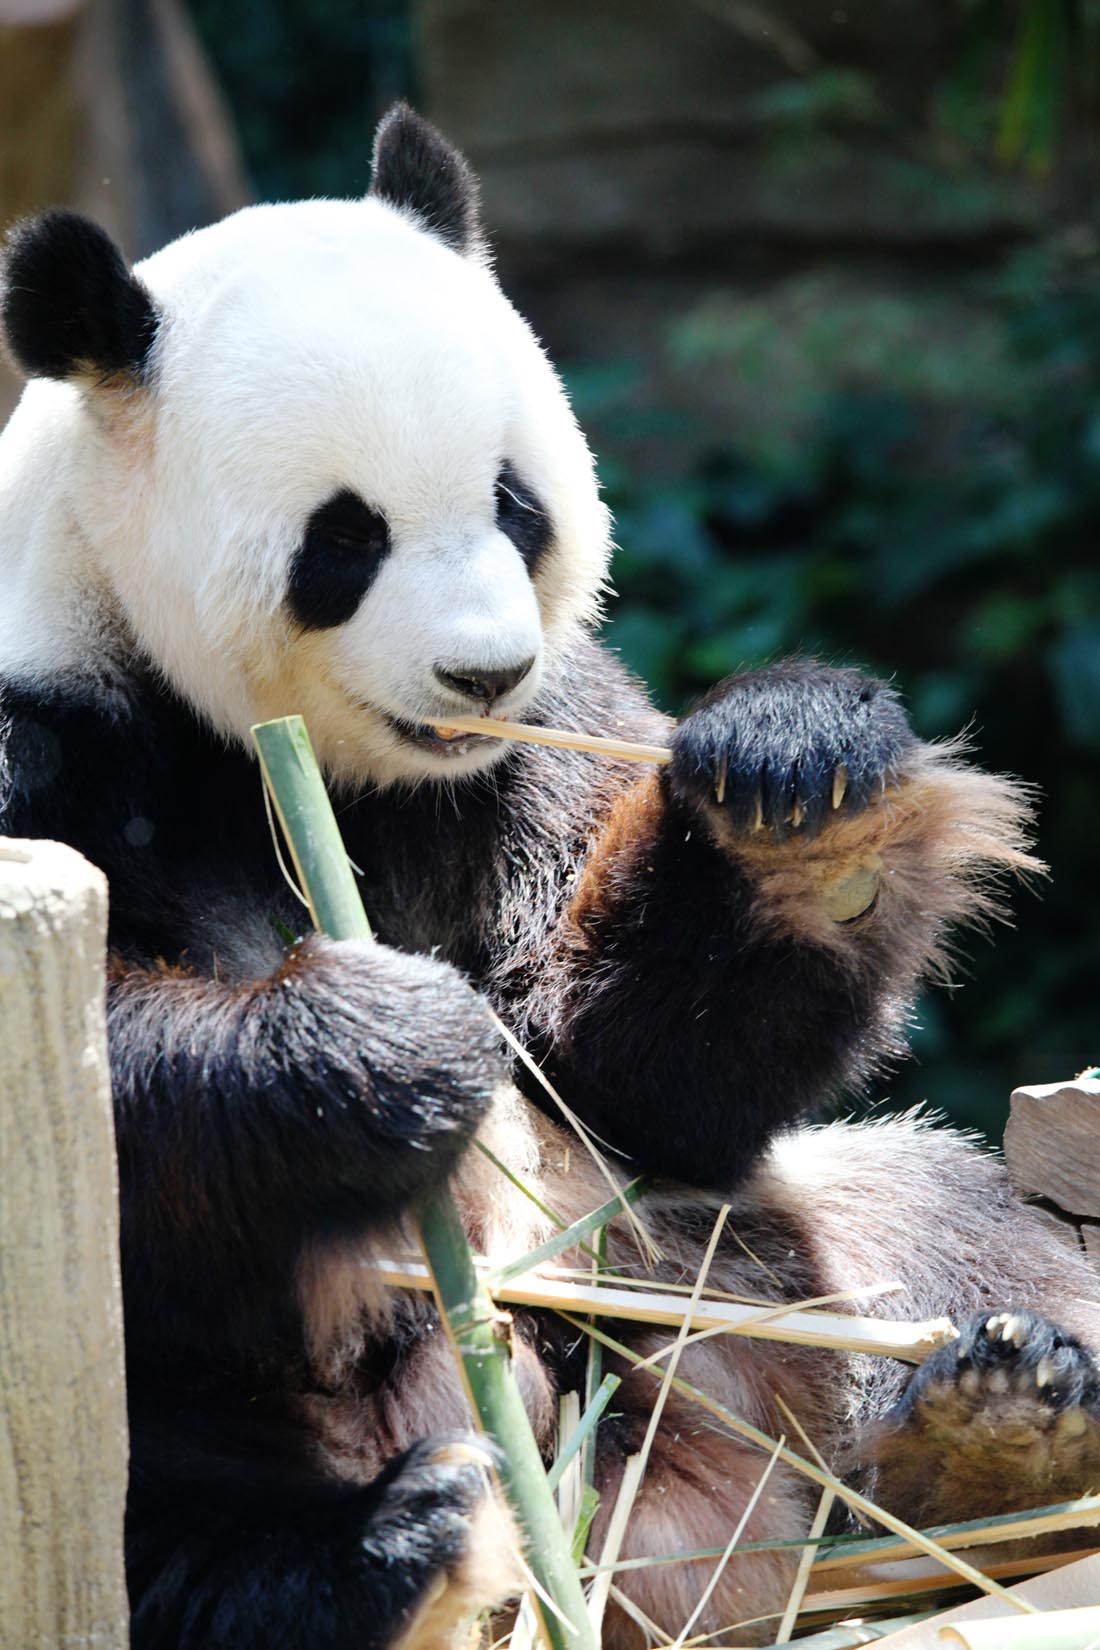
top-left (2, 105), bottom-right (1099, 1650)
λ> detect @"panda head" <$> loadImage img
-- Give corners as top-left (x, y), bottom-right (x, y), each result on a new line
top-left (0, 104), bottom-right (610, 786)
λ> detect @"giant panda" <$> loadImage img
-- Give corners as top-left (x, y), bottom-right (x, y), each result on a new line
top-left (1, 103), bottom-right (1099, 1650)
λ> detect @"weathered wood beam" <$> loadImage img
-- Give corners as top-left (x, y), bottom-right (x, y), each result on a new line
top-left (0, 837), bottom-right (128, 1649)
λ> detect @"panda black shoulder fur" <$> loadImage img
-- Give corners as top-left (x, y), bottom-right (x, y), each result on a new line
top-left (2, 104), bottom-right (1099, 1650)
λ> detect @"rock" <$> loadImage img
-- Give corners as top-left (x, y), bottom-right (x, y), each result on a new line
top-left (1004, 1079), bottom-right (1100, 1222)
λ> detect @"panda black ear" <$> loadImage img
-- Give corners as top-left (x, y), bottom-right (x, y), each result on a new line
top-left (0, 210), bottom-right (158, 384)
top-left (369, 102), bottom-right (485, 259)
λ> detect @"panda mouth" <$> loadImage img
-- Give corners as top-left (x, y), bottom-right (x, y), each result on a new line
top-left (385, 715), bottom-right (493, 757)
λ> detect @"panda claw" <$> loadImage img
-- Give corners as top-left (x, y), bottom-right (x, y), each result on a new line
top-left (751, 791), bottom-right (764, 833)
top-left (715, 754), bottom-right (727, 806)
top-left (832, 765), bottom-right (848, 810)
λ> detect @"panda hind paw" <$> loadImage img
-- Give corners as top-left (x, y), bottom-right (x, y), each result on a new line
top-left (899, 1308), bottom-right (1100, 1448)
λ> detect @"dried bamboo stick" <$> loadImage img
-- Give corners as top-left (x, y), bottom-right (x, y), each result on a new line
top-left (801, 1547), bottom-right (1100, 1613)
top-left (435, 712), bottom-right (672, 765)
top-left (367, 1256), bottom-right (956, 1361)
top-left (777, 1486), bottom-right (836, 1642)
top-left (492, 1176), bottom-right (651, 1284)
top-left (813, 1496), bottom-right (1100, 1574)
top-left (546, 1374), bottom-right (621, 1495)
top-left (574, 1494), bottom-right (1100, 1582)
top-left (589, 1205), bottom-right (733, 1638)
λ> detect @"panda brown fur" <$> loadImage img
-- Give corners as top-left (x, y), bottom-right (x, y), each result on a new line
top-left (1, 104), bottom-right (1098, 1650)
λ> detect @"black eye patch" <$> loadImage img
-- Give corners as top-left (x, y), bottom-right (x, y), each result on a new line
top-left (495, 463), bottom-right (552, 572)
top-left (286, 489), bottom-right (391, 631)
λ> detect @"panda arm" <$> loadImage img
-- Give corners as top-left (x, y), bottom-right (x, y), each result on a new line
top-left (512, 771), bottom-right (875, 1188)
top-left (107, 938), bottom-right (500, 1292)
top-left (504, 651), bottom-right (1038, 1190)
top-left (0, 680), bottom-right (501, 1325)
top-left (128, 1402), bottom-right (519, 1650)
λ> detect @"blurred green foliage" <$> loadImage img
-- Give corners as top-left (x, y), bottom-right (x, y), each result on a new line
top-left (573, 231), bottom-right (1100, 1137)
top-left (939, 0), bottom-right (1100, 172)
top-left (188, 0), bottom-right (413, 199)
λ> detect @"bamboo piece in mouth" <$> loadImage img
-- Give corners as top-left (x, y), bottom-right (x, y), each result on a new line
top-left (434, 712), bottom-right (673, 765)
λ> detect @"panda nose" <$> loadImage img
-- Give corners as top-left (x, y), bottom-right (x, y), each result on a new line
top-left (434, 658), bottom-right (535, 704)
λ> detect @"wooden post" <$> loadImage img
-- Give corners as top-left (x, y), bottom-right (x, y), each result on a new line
top-left (0, 838), bottom-right (128, 1648)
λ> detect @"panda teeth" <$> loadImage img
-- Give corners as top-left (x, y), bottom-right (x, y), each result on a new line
top-left (382, 712), bottom-right (487, 754)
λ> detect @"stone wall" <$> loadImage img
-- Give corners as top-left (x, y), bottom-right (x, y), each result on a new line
top-left (416, 1), bottom-right (1097, 476)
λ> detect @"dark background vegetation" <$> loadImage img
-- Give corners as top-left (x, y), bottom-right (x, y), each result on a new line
top-left (5, 1), bottom-right (1098, 1139)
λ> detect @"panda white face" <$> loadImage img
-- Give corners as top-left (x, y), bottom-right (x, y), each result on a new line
top-left (0, 109), bottom-right (610, 788)
top-left (128, 198), bottom-right (610, 786)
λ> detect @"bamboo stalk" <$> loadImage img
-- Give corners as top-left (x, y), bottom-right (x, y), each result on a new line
top-left (364, 1256), bottom-right (956, 1361)
top-left (253, 716), bottom-right (376, 942)
top-left (251, 715), bottom-right (595, 1650)
top-left (760, 1618), bottom-right (940, 1650)
top-left (435, 713), bottom-right (672, 766)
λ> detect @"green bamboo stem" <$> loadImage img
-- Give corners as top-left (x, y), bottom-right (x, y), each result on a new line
top-left (253, 716), bottom-right (374, 943)
top-left (251, 715), bottom-right (596, 1650)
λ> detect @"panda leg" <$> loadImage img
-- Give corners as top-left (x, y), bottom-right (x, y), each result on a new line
top-left (859, 1309), bottom-right (1100, 1527)
top-left (127, 1425), bottom-right (520, 1650)
top-left (590, 1389), bottom-right (815, 1647)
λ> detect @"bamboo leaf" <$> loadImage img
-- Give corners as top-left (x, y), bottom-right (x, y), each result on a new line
top-left (997, 0), bottom-right (1068, 172)
top-left (492, 1178), bottom-right (651, 1284)
top-left (547, 1375), bottom-right (622, 1493)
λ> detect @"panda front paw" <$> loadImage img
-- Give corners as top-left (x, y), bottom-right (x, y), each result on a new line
top-left (359, 1434), bottom-right (521, 1636)
top-left (273, 936), bottom-right (506, 1206)
top-left (363, 1433), bottom-right (500, 1562)
top-left (668, 660), bottom-right (914, 842)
